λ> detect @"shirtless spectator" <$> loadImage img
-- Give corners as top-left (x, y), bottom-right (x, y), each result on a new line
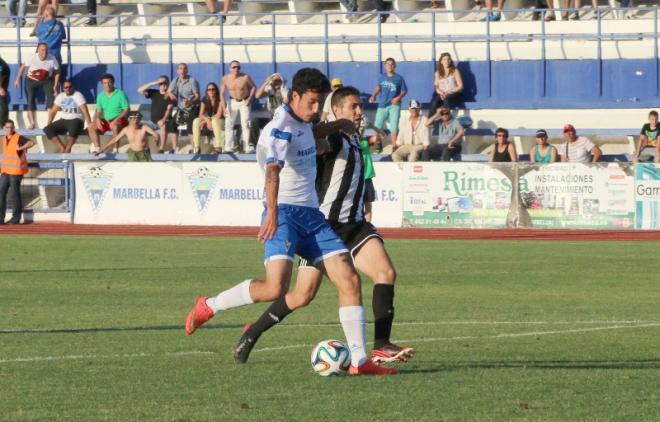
top-left (391, 99), bottom-right (428, 162)
top-left (559, 124), bottom-right (602, 163)
top-left (96, 111), bottom-right (159, 162)
top-left (321, 78), bottom-right (342, 122)
top-left (138, 76), bottom-right (177, 153)
top-left (221, 60), bottom-right (256, 153)
top-left (168, 63), bottom-right (200, 154)
top-left (255, 73), bottom-right (289, 118)
top-left (88, 73), bottom-right (130, 153)
top-left (43, 80), bottom-right (92, 153)
top-left (36, 6), bottom-right (65, 65)
top-left (14, 43), bottom-right (60, 130)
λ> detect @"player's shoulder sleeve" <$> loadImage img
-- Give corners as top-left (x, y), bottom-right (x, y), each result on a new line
top-left (260, 111), bottom-right (293, 167)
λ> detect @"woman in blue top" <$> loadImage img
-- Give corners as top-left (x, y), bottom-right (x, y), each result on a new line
top-left (529, 129), bottom-right (557, 163)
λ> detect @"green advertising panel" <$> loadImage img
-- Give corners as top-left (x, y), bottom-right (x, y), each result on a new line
top-left (401, 162), bottom-right (635, 229)
top-left (402, 162), bottom-right (513, 228)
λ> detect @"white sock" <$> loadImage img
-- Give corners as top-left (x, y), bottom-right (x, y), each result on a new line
top-left (205, 279), bottom-right (254, 314)
top-left (339, 305), bottom-right (367, 367)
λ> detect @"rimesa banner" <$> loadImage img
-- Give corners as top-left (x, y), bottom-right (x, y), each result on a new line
top-left (402, 162), bottom-right (511, 228)
top-left (634, 163), bottom-right (660, 230)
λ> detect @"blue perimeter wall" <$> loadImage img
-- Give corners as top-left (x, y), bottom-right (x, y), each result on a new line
top-left (6, 59), bottom-right (660, 109)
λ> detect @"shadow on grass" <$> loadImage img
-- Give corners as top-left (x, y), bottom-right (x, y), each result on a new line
top-left (0, 323), bottom-right (248, 335)
top-left (0, 266), bottom-right (232, 274)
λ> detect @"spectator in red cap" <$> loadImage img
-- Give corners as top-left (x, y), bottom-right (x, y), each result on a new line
top-left (560, 124), bottom-right (602, 163)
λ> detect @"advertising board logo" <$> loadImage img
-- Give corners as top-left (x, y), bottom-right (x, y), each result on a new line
top-left (188, 166), bottom-right (219, 212)
top-left (82, 166), bottom-right (112, 211)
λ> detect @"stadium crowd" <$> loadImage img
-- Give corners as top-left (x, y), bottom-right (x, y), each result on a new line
top-left (2, 44), bottom-right (660, 164)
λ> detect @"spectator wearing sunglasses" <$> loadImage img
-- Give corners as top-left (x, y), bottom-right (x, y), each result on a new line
top-left (192, 82), bottom-right (225, 154)
top-left (138, 76), bottom-right (177, 153)
top-left (221, 60), bottom-right (256, 153)
top-left (423, 106), bottom-right (464, 161)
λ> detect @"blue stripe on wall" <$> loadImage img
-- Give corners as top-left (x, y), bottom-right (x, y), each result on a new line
top-left (5, 59), bottom-right (660, 110)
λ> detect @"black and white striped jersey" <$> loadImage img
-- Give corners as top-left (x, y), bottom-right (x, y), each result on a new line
top-left (316, 131), bottom-right (365, 223)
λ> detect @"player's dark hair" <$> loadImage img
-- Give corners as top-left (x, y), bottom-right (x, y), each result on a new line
top-left (331, 86), bottom-right (361, 109)
top-left (4, 119), bottom-right (15, 126)
top-left (649, 110), bottom-right (658, 118)
top-left (100, 73), bottom-right (115, 83)
top-left (291, 68), bottom-right (330, 97)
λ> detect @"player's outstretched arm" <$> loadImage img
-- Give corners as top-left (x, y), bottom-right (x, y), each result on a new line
top-left (258, 163), bottom-right (280, 243)
top-left (313, 119), bottom-right (355, 140)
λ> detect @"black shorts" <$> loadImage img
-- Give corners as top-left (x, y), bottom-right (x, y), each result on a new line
top-left (364, 178), bottom-right (376, 203)
top-left (150, 118), bottom-right (178, 134)
top-left (43, 118), bottom-right (85, 139)
top-left (299, 220), bottom-right (382, 268)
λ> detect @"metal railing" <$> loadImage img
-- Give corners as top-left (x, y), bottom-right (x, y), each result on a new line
top-left (2, 7), bottom-right (660, 100)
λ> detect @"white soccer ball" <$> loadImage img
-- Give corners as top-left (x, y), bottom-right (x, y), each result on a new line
top-left (310, 339), bottom-right (351, 376)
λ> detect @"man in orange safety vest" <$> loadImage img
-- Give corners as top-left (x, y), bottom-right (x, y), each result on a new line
top-left (1, 119), bottom-right (34, 224)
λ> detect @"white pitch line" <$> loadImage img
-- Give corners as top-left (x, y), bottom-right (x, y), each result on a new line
top-left (0, 350), bottom-right (214, 364)
top-left (2, 323), bottom-right (659, 364)
top-left (252, 322), bottom-right (660, 353)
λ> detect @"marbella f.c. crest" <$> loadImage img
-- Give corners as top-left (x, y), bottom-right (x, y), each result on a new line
top-left (82, 166), bottom-right (112, 211)
top-left (188, 166), bottom-right (219, 212)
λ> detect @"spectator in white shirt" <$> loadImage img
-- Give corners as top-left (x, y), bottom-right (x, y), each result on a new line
top-left (14, 43), bottom-right (60, 130)
top-left (391, 99), bottom-right (429, 162)
top-left (43, 80), bottom-right (92, 153)
top-left (559, 124), bottom-right (602, 163)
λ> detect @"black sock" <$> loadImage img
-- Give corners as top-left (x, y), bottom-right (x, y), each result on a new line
top-left (245, 296), bottom-right (292, 341)
top-left (372, 284), bottom-right (395, 349)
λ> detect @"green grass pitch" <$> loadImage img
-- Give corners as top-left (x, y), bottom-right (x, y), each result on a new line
top-left (1, 235), bottom-right (659, 420)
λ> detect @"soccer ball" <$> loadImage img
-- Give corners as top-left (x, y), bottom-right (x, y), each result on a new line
top-left (310, 339), bottom-right (351, 376)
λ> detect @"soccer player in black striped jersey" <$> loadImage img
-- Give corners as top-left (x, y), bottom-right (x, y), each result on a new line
top-left (234, 86), bottom-right (414, 368)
